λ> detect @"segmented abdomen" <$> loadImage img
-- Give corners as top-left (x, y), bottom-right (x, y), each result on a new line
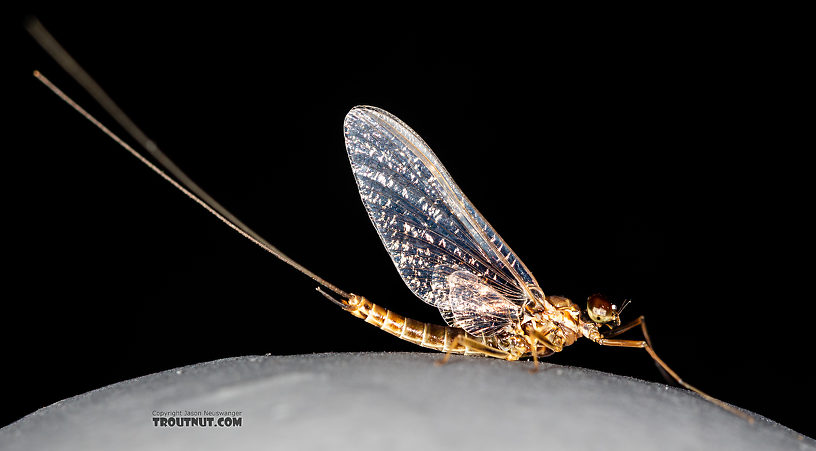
top-left (345, 294), bottom-right (502, 357)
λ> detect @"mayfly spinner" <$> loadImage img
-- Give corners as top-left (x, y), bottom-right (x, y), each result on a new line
top-left (26, 19), bottom-right (751, 422)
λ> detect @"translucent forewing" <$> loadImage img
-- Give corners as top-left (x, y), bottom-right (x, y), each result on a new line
top-left (343, 106), bottom-right (537, 335)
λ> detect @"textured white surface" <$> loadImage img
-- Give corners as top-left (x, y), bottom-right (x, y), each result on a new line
top-left (1, 353), bottom-right (811, 451)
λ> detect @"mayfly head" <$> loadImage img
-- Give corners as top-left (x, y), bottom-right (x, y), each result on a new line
top-left (585, 293), bottom-right (622, 327)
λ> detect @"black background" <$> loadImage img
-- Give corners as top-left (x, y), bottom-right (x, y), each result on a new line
top-left (5, 6), bottom-right (811, 439)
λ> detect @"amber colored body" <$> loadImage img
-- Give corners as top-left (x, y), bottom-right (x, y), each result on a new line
top-left (338, 291), bottom-right (752, 422)
top-left (344, 294), bottom-right (569, 360)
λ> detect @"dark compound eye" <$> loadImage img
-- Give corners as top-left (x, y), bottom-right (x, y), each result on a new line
top-left (587, 294), bottom-right (616, 323)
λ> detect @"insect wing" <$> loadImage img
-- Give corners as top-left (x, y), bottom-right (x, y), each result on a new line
top-left (443, 270), bottom-right (522, 336)
top-left (343, 106), bottom-right (536, 334)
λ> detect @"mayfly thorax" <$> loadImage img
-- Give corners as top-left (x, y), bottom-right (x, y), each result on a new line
top-left (25, 18), bottom-right (753, 423)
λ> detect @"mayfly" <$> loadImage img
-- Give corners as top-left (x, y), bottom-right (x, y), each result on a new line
top-left (26, 19), bottom-right (751, 422)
